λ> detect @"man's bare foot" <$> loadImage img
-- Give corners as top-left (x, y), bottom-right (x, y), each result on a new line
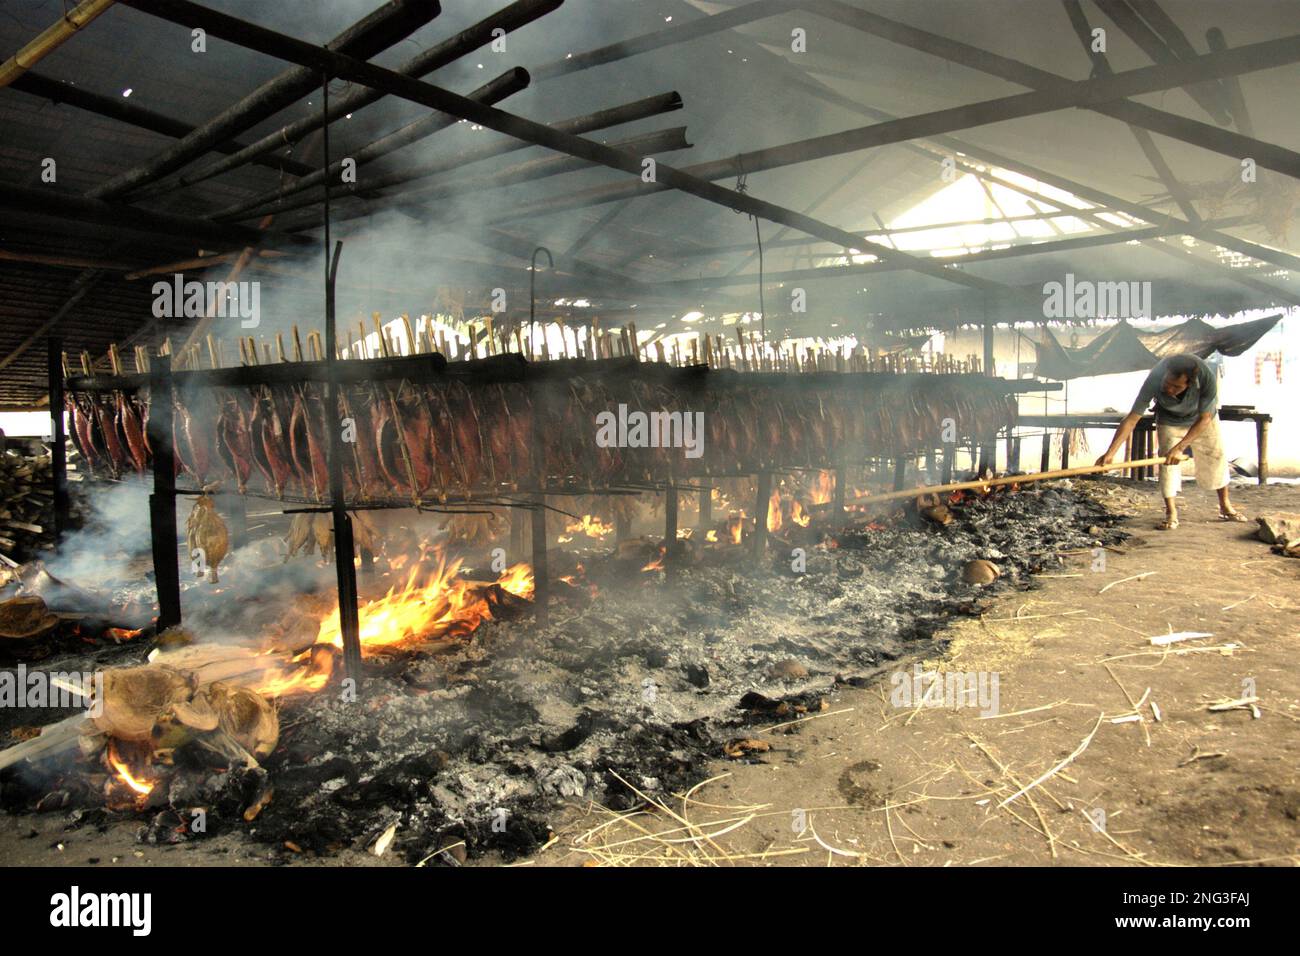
top-left (1158, 516), bottom-right (1179, 530)
top-left (1219, 509), bottom-right (1248, 522)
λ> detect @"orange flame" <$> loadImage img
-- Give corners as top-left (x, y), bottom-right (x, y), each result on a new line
top-left (807, 470), bottom-right (834, 505)
top-left (559, 514), bottom-right (615, 544)
top-left (315, 557), bottom-right (534, 654)
top-left (727, 512), bottom-right (744, 545)
top-left (767, 489), bottom-right (783, 533)
top-left (108, 744), bottom-right (154, 797)
top-left (255, 558), bottom-right (534, 697)
top-left (791, 499), bottom-right (810, 528)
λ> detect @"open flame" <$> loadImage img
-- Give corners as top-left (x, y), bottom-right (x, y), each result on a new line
top-left (767, 488), bottom-right (783, 533)
top-left (558, 513), bottom-right (615, 544)
top-left (807, 470), bottom-right (834, 505)
top-left (257, 557), bottom-right (534, 697)
top-left (107, 742), bottom-right (154, 797)
top-left (727, 512), bottom-right (745, 545)
top-left (316, 556), bottom-right (533, 653)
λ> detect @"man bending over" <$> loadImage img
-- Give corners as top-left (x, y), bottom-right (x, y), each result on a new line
top-left (1095, 353), bottom-right (1246, 530)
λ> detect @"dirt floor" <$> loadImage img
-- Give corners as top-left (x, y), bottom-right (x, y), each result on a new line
top-left (2, 477), bottom-right (1297, 867)
top-left (526, 478), bottom-right (1300, 867)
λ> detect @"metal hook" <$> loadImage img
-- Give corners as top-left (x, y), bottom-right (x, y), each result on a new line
top-left (529, 246), bottom-right (554, 360)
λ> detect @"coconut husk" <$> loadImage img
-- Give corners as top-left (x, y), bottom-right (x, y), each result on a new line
top-left (171, 691), bottom-right (219, 732)
top-left (0, 596), bottom-right (59, 641)
top-left (961, 559), bottom-right (1000, 584)
top-left (91, 665), bottom-right (195, 742)
top-left (207, 682), bottom-right (279, 758)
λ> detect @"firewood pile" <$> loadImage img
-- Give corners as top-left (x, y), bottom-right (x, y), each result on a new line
top-left (0, 441), bottom-right (83, 568)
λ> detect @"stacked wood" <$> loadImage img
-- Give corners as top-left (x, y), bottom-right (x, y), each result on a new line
top-left (0, 440), bottom-right (83, 567)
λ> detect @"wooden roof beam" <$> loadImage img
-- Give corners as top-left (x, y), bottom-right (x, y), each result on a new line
top-left (803, 0), bottom-right (1300, 180)
top-left (89, 0), bottom-right (440, 199)
top-left (119, 0), bottom-right (1010, 296)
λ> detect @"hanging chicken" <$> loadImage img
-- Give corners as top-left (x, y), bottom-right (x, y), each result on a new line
top-left (186, 490), bottom-right (230, 584)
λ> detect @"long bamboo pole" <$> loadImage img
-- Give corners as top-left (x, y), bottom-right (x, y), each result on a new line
top-left (826, 456), bottom-right (1167, 511)
top-left (0, 0), bottom-right (116, 88)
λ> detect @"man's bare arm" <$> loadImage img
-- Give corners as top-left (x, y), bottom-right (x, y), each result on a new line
top-left (1095, 412), bottom-right (1142, 467)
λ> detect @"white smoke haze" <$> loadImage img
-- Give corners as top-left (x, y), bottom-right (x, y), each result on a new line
top-left (44, 477), bottom-right (154, 595)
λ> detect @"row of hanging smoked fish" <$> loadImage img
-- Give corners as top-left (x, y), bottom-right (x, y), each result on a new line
top-left (64, 368), bottom-right (1017, 501)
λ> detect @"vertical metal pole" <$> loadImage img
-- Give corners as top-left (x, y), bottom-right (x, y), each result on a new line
top-left (530, 383), bottom-right (549, 623)
top-left (148, 355), bottom-right (181, 631)
top-left (47, 336), bottom-right (70, 538)
top-left (322, 71), bottom-right (362, 683)
top-left (981, 296), bottom-right (996, 468)
top-left (752, 472), bottom-right (772, 557)
top-left (531, 494), bottom-right (548, 622)
top-left (530, 246), bottom-right (553, 359)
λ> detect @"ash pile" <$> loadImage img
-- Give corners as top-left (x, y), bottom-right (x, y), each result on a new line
top-left (1, 482), bottom-right (1125, 864)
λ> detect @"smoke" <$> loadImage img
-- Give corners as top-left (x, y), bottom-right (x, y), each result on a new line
top-left (43, 477), bottom-right (154, 595)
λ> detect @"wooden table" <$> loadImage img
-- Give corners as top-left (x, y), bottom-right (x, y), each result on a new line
top-left (1017, 407), bottom-right (1272, 485)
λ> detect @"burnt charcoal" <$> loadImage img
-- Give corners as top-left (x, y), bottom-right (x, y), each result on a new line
top-left (538, 710), bottom-right (600, 753)
top-left (464, 802), bottom-right (553, 862)
top-left (34, 790), bottom-right (70, 812)
top-left (738, 691), bottom-right (786, 712)
top-left (641, 646), bottom-right (670, 669)
top-left (138, 808), bottom-right (190, 845)
top-left (682, 663), bottom-right (710, 688)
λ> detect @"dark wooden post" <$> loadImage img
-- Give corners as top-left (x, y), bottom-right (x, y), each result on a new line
top-left (323, 242), bottom-right (362, 684)
top-left (664, 485), bottom-right (678, 543)
top-left (1060, 427), bottom-right (1071, 470)
top-left (892, 456), bottom-right (907, 490)
top-left (942, 442), bottom-right (956, 483)
top-left (1039, 431), bottom-right (1051, 472)
top-left (1257, 417), bottom-right (1269, 485)
top-left (833, 461), bottom-right (846, 516)
top-left (322, 75), bottom-right (363, 684)
top-left (697, 482), bottom-right (712, 531)
top-left (147, 355), bottom-right (182, 631)
top-left (47, 336), bottom-right (70, 538)
top-left (510, 503), bottom-right (526, 557)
